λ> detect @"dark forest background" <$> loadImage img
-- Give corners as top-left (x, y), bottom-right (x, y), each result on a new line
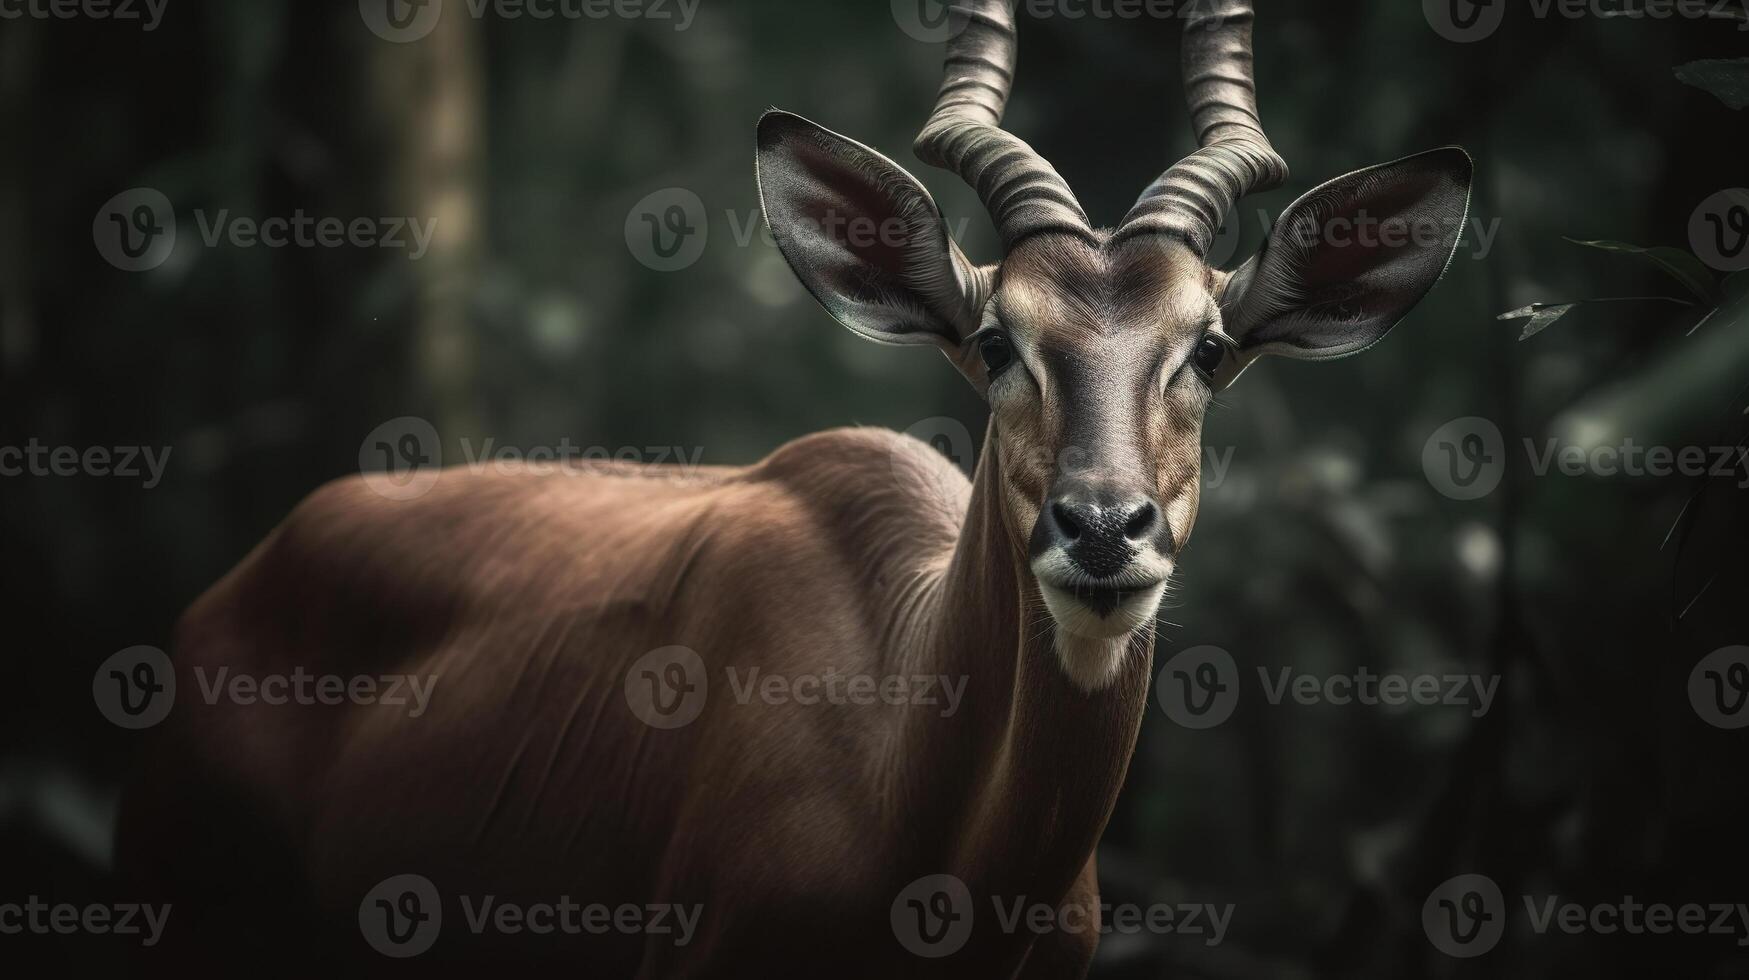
top-left (4, 0), bottom-right (1748, 976)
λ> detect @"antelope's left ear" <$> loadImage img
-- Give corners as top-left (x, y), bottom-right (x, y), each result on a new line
top-left (1214, 147), bottom-right (1473, 388)
top-left (755, 109), bottom-right (989, 350)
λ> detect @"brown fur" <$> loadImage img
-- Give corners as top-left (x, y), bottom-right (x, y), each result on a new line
top-left (116, 422), bottom-right (1154, 978)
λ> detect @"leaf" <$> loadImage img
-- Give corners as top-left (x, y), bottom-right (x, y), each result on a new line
top-left (1564, 238), bottom-right (1722, 305)
top-left (1690, 272), bottom-right (1749, 335)
top-left (1499, 302), bottom-right (1577, 340)
top-left (1686, 306), bottom-right (1722, 336)
top-left (1676, 58), bottom-right (1749, 111)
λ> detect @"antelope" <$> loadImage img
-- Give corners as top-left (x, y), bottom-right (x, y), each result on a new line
top-left (115, 1), bottom-right (1472, 975)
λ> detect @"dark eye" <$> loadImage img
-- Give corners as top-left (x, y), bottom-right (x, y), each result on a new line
top-left (1191, 334), bottom-right (1227, 379)
top-left (979, 333), bottom-right (1014, 376)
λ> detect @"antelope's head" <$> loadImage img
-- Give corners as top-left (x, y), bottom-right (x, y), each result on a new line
top-left (756, 0), bottom-right (1472, 689)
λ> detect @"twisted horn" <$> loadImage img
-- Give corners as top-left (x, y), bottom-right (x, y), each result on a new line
top-left (1116, 0), bottom-right (1288, 255)
top-left (913, 0), bottom-right (1095, 249)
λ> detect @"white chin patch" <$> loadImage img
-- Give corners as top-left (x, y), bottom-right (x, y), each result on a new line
top-left (1036, 579), bottom-right (1167, 692)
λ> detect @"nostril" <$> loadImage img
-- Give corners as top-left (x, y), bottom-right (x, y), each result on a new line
top-left (1051, 502), bottom-right (1082, 542)
top-left (1123, 501), bottom-right (1159, 541)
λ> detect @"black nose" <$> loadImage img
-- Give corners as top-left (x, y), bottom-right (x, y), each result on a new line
top-left (1037, 490), bottom-right (1163, 578)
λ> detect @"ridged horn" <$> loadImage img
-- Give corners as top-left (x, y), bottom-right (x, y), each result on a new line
top-left (913, 0), bottom-right (1095, 249)
top-left (1116, 0), bottom-right (1289, 255)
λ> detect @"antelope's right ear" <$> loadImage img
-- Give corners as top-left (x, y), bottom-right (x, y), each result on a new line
top-left (1213, 147), bottom-right (1473, 389)
top-left (756, 110), bottom-right (989, 349)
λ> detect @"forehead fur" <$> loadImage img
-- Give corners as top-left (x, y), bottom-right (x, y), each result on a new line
top-left (993, 233), bottom-right (1217, 341)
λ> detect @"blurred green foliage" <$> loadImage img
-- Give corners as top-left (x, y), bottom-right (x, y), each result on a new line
top-left (3, 1), bottom-right (1746, 976)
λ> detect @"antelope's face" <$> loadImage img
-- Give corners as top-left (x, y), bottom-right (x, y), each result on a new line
top-left (976, 237), bottom-right (1218, 649)
top-left (757, 0), bottom-right (1473, 689)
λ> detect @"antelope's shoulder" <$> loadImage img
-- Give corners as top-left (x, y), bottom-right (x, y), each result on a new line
top-left (750, 426), bottom-right (970, 528)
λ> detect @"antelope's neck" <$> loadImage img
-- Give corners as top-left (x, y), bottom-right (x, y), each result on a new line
top-left (908, 422), bottom-right (1152, 896)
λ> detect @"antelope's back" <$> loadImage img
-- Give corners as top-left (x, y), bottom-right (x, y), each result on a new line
top-left (114, 427), bottom-right (968, 970)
